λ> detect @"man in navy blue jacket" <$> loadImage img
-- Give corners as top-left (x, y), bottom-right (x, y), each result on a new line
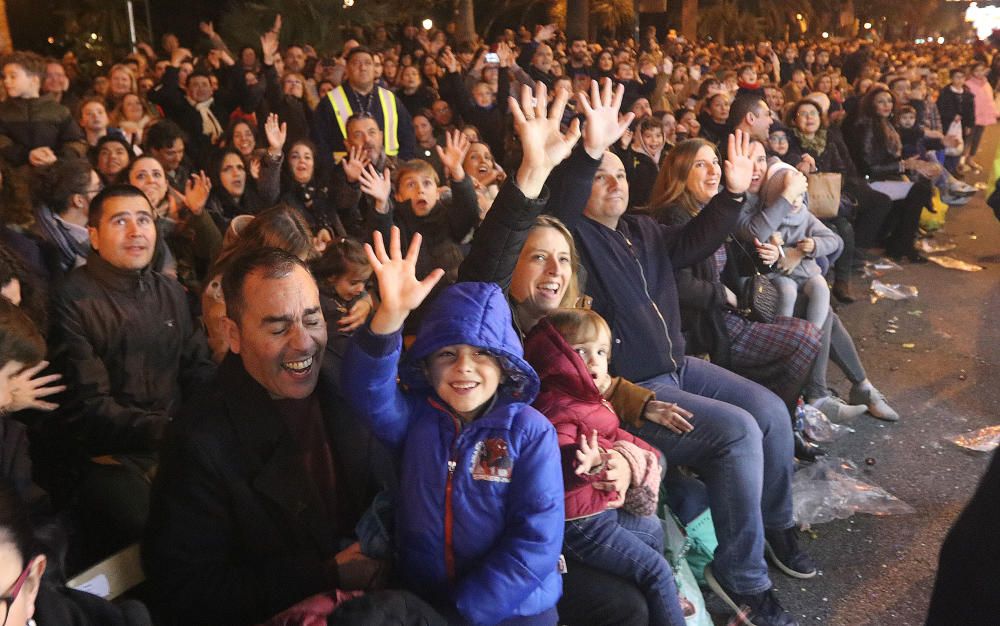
top-left (548, 126), bottom-right (814, 626)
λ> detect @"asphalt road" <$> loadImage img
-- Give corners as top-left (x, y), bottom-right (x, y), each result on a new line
top-left (707, 128), bottom-right (1000, 626)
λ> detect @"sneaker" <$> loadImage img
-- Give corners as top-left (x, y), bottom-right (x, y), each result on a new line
top-left (809, 395), bottom-right (867, 422)
top-left (704, 565), bottom-right (799, 626)
top-left (947, 180), bottom-right (977, 196)
top-left (764, 527), bottom-right (818, 579)
top-left (849, 382), bottom-right (900, 422)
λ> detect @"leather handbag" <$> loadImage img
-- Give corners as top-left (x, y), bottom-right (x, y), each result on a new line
top-left (806, 172), bottom-right (842, 219)
top-left (732, 239), bottom-right (780, 324)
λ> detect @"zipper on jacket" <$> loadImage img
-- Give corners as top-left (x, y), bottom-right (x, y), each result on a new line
top-left (429, 398), bottom-right (461, 583)
top-left (615, 230), bottom-right (678, 371)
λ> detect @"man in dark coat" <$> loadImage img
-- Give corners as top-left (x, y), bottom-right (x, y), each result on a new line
top-left (143, 248), bottom-right (399, 625)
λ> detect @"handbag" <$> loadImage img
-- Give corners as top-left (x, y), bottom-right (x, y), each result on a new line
top-left (945, 119), bottom-right (965, 157)
top-left (806, 172), bottom-right (842, 219)
top-left (733, 240), bottom-right (780, 323)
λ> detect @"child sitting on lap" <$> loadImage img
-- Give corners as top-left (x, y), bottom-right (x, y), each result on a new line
top-left (341, 227), bottom-right (564, 625)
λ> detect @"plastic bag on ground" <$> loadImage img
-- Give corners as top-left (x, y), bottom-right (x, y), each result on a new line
top-left (916, 239), bottom-right (957, 254)
top-left (870, 279), bottom-right (919, 301)
top-left (792, 457), bottom-right (915, 529)
top-left (801, 404), bottom-right (854, 442)
top-left (946, 425), bottom-right (1000, 452)
top-left (863, 258), bottom-right (903, 278)
top-left (926, 256), bottom-right (984, 272)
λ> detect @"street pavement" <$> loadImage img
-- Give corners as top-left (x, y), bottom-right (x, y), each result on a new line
top-left (707, 128), bottom-right (1000, 626)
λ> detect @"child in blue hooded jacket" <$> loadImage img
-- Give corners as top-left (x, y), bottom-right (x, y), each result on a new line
top-left (341, 227), bottom-right (564, 625)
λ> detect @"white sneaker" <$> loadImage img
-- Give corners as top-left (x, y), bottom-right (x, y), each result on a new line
top-left (809, 395), bottom-right (868, 422)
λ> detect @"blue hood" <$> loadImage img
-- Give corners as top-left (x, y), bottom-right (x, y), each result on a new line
top-left (400, 282), bottom-right (540, 405)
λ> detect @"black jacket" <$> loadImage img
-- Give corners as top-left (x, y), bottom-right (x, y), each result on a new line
top-left (47, 253), bottom-right (215, 455)
top-left (936, 87), bottom-right (976, 133)
top-left (143, 354), bottom-right (392, 626)
top-left (844, 116), bottom-right (904, 181)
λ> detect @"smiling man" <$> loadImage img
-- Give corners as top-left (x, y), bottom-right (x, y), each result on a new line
top-left (47, 184), bottom-right (214, 553)
top-left (144, 248), bottom-right (399, 625)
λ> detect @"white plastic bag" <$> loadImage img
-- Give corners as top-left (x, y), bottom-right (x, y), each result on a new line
top-left (801, 404), bottom-right (854, 442)
top-left (945, 119), bottom-right (965, 157)
top-left (792, 457), bottom-right (915, 529)
top-left (870, 279), bottom-right (919, 301)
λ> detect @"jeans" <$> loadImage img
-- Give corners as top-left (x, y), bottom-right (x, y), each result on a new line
top-left (630, 357), bottom-right (794, 595)
top-left (563, 510), bottom-right (686, 626)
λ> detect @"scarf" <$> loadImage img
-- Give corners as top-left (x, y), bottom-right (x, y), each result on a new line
top-left (794, 128), bottom-right (827, 156)
top-left (190, 97), bottom-right (223, 142)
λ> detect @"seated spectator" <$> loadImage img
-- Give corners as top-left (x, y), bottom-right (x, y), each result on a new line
top-left (33, 158), bottom-right (103, 274)
top-left (654, 137), bottom-right (822, 427)
top-left (219, 118), bottom-right (258, 161)
top-left (91, 134), bottom-right (134, 184)
top-left (127, 156), bottom-right (220, 288)
top-left (145, 248), bottom-right (402, 625)
top-left (524, 309), bottom-right (691, 625)
top-left (204, 113), bottom-right (285, 228)
top-left (110, 92), bottom-right (159, 147)
top-left (342, 239), bottom-right (564, 624)
top-left (697, 92), bottom-right (731, 146)
top-left (463, 141), bottom-right (505, 219)
top-left (77, 97), bottom-right (127, 148)
top-left (46, 185), bottom-right (215, 554)
top-left (143, 119), bottom-right (193, 192)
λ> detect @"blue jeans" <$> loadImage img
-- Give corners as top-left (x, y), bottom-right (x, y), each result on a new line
top-left (630, 357), bottom-right (794, 595)
top-left (563, 510), bottom-right (686, 626)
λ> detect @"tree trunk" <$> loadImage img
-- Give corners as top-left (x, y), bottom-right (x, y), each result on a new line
top-left (0, 0), bottom-right (12, 54)
top-left (456, 0), bottom-right (476, 44)
top-left (681, 0), bottom-right (698, 41)
top-left (566, 0), bottom-right (589, 40)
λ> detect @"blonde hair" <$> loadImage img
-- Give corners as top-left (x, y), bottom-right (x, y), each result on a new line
top-left (530, 215), bottom-right (581, 308)
top-left (397, 159), bottom-right (440, 186)
top-left (649, 138), bottom-right (718, 220)
top-left (546, 308), bottom-right (612, 347)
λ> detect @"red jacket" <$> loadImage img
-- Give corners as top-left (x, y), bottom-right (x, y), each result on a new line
top-left (524, 318), bottom-right (656, 520)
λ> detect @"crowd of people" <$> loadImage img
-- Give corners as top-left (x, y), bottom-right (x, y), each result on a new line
top-left (0, 14), bottom-right (997, 626)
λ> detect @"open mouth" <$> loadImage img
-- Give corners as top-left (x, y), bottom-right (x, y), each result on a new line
top-left (282, 355), bottom-right (314, 375)
top-left (538, 281), bottom-right (561, 297)
top-left (450, 381), bottom-right (479, 394)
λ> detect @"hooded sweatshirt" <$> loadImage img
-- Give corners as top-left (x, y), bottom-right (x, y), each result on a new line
top-left (341, 282), bottom-right (563, 625)
top-left (524, 318), bottom-right (656, 520)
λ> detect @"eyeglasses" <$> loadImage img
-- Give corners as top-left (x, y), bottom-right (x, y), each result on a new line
top-left (797, 109), bottom-right (820, 118)
top-left (0, 558), bottom-right (35, 626)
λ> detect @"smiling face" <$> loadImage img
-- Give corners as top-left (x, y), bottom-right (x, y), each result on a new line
top-left (110, 68), bottom-right (133, 96)
top-left (873, 91), bottom-right (894, 118)
top-left (121, 93), bottom-right (145, 121)
top-left (426, 344), bottom-right (502, 422)
top-left (794, 102), bottom-right (822, 135)
top-left (287, 143), bottom-right (315, 184)
top-left (583, 152), bottom-right (629, 229)
top-left (128, 157), bottom-right (168, 206)
top-left (89, 194), bottom-right (157, 270)
top-left (227, 264), bottom-right (327, 400)
top-left (230, 122), bottom-right (255, 156)
top-left (463, 143), bottom-right (495, 183)
top-left (97, 142), bottom-right (130, 178)
top-left (510, 226), bottom-right (573, 321)
top-left (150, 137), bottom-right (184, 173)
top-left (641, 126), bottom-right (664, 154)
top-left (747, 141), bottom-right (767, 194)
top-left (686, 144), bottom-right (721, 204)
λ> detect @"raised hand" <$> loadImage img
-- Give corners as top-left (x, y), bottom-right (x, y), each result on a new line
top-left (184, 171), bottom-right (212, 214)
top-left (367, 227), bottom-right (445, 334)
top-left (341, 145), bottom-right (370, 183)
top-left (264, 112), bottom-right (287, 153)
top-left (249, 156), bottom-right (261, 180)
top-left (440, 47), bottom-right (460, 74)
top-left (497, 41), bottom-right (514, 68)
top-left (510, 82), bottom-right (582, 197)
top-left (723, 130), bottom-right (753, 194)
top-left (260, 30), bottom-right (279, 65)
top-left (358, 164), bottom-right (392, 212)
top-left (643, 399), bottom-right (694, 434)
top-left (574, 430), bottom-right (603, 475)
top-left (534, 23), bottom-right (557, 43)
top-left (198, 21), bottom-right (216, 38)
top-left (3, 361), bottom-right (65, 413)
top-left (435, 129), bottom-right (472, 181)
top-left (170, 47), bottom-right (192, 67)
top-left (577, 79), bottom-right (635, 159)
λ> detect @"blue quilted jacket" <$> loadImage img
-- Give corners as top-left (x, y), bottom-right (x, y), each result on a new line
top-left (342, 282), bottom-right (564, 624)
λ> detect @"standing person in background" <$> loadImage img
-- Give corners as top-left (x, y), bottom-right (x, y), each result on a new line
top-left (962, 62), bottom-right (998, 173)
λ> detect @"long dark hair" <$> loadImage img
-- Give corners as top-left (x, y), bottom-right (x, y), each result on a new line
top-left (857, 86), bottom-right (901, 157)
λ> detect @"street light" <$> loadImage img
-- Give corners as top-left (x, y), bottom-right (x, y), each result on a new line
top-left (422, 18), bottom-right (433, 30)
top-left (864, 22), bottom-right (873, 30)
top-left (822, 31), bottom-right (829, 39)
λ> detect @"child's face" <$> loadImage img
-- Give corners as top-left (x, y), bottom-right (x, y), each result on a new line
top-left (3, 64), bottom-right (39, 98)
top-left (472, 83), bottom-right (494, 107)
top-left (898, 112), bottom-right (916, 129)
top-left (331, 263), bottom-right (372, 301)
top-left (740, 68), bottom-right (757, 84)
top-left (641, 127), bottom-right (664, 153)
top-left (570, 325), bottom-right (612, 395)
top-left (768, 131), bottom-right (789, 155)
top-left (427, 344), bottom-right (503, 422)
top-left (396, 172), bottom-right (440, 216)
